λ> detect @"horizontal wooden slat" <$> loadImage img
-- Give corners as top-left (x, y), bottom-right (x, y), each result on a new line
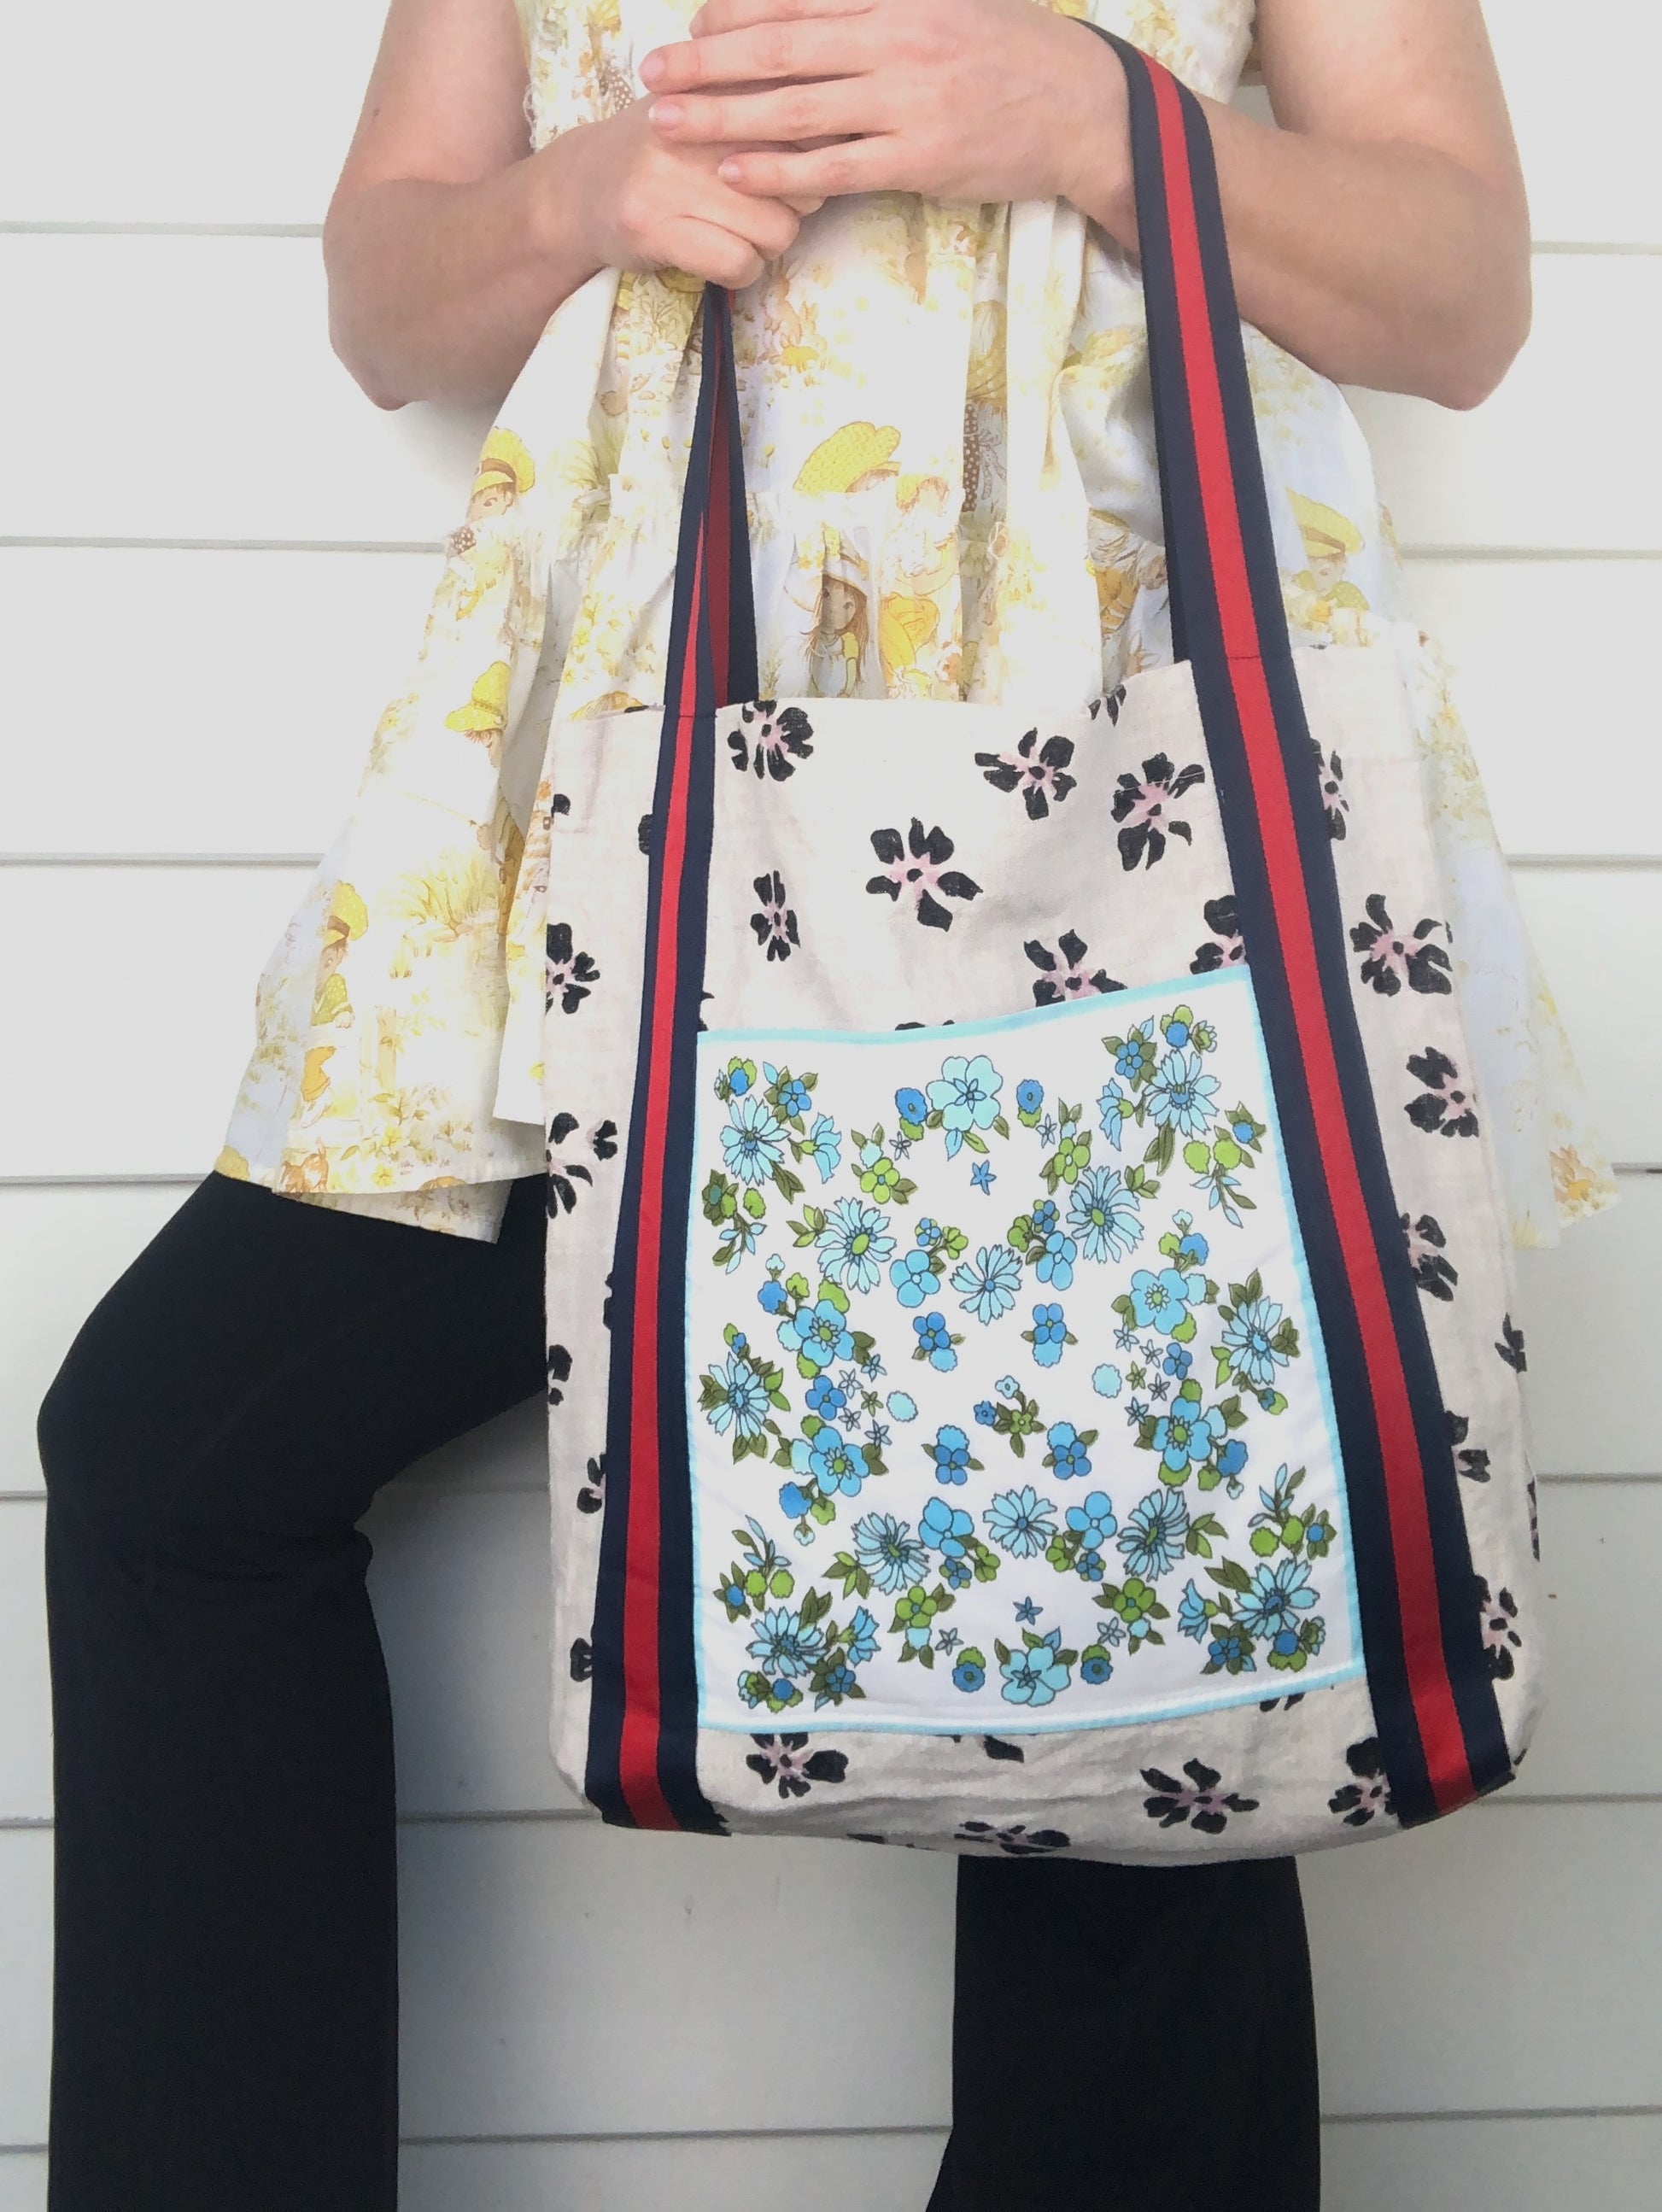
top-left (5, 2), bottom-right (1659, 246)
top-left (0, 548), bottom-right (436, 856)
top-left (4, 2115), bottom-right (1661, 2212)
top-left (3, 1458), bottom-right (1647, 1829)
top-left (1512, 870), bottom-right (1662, 1166)
top-left (0, 239), bottom-right (1649, 554)
top-left (1348, 258), bottom-right (1662, 554)
top-left (1514, 1178), bottom-right (1658, 1478)
top-left (0, 863), bottom-right (1648, 1182)
top-left (6, 548), bottom-right (1658, 862)
top-left (0, 238), bottom-right (489, 546)
top-left (0, 1836), bottom-right (51, 2148)
top-left (1323, 2113), bottom-right (1662, 2212)
top-left (1404, 560), bottom-right (1662, 859)
top-left (4, 1806), bottom-right (1662, 2144)
top-left (0, 1), bottom-right (383, 227)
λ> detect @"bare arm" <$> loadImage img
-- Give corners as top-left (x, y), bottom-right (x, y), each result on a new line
top-left (324, 0), bottom-right (814, 409)
top-left (643, 0), bottom-right (1531, 410)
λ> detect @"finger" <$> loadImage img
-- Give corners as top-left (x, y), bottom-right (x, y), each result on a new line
top-left (667, 219), bottom-right (770, 290)
top-left (649, 78), bottom-right (876, 146)
top-left (641, 16), bottom-right (868, 96)
top-left (716, 134), bottom-right (906, 199)
top-left (688, 0), bottom-right (873, 36)
top-left (682, 170), bottom-right (805, 256)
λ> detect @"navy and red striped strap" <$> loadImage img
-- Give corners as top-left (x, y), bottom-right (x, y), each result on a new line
top-left (583, 45), bottom-right (1511, 1832)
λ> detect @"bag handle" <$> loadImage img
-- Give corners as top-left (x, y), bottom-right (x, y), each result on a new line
top-left (667, 25), bottom-right (1297, 712)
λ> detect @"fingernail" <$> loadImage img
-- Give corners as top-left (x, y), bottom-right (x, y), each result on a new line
top-left (718, 157), bottom-right (741, 181)
top-left (640, 50), bottom-right (664, 84)
top-left (650, 97), bottom-right (682, 128)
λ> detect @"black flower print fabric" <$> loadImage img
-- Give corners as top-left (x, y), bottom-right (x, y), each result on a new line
top-left (1190, 894), bottom-right (1244, 975)
top-left (1350, 894), bottom-right (1453, 997)
top-left (546, 921), bottom-right (600, 1013)
top-left (865, 819), bottom-right (981, 930)
top-left (728, 701), bottom-right (815, 781)
top-left (750, 870), bottom-right (800, 961)
top-left (1111, 753), bottom-right (1206, 870)
top-left (745, 1734), bottom-right (849, 1799)
top-left (1141, 1758), bottom-right (1259, 1835)
top-left (1025, 929), bottom-right (1124, 1006)
top-left (1328, 1737), bottom-right (1394, 1827)
top-left (974, 728), bottom-right (1079, 820)
top-left (1405, 1046), bottom-right (1478, 1138)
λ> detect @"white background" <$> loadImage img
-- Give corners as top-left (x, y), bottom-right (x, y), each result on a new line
top-left (2, 3), bottom-right (1659, 2205)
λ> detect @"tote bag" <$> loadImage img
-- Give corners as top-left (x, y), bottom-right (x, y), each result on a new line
top-left (541, 32), bottom-right (1541, 1862)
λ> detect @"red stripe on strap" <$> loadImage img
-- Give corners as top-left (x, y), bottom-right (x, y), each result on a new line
top-left (1148, 66), bottom-right (1474, 1811)
top-left (616, 528), bottom-right (709, 1832)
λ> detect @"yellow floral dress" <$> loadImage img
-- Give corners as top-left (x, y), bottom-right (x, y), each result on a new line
top-left (214, 0), bottom-right (1614, 1246)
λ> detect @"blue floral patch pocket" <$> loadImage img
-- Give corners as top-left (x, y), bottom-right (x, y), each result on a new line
top-left (688, 976), bottom-right (1363, 1735)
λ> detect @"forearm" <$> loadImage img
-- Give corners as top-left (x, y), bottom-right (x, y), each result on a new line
top-left (322, 136), bottom-right (604, 412)
top-left (1072, 89), bottom-right (1530, 413)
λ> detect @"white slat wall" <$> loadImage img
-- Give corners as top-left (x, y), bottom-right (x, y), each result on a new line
top-left (2, 3), bottom-right (1659, 2203)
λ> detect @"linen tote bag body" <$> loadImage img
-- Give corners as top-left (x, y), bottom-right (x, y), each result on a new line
top-left (541, 37), bottom-right (1541, 1863)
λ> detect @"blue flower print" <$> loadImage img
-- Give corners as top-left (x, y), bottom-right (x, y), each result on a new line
top-left (852, 1513), bottom-right (929, 1594)
top-left (805, 1372), bottom-right (847, 1423)
top-left (1029, 1302), bottom-right (1070, 1368)
top-left (816, 1664), bottom-right (857, 1705)
top-left (1173, 1220), bottom-right (1209, 1268)
top-left (911, 1310), bottom-right (958, 1372)
top-left (747, 1606), bottom-right (825, 1680)
top-left (953, 1655), bottom-right (987, 1692)
top-left (1068, 1167), bottom-right (1144, 1264)
top-left (1030, 1198), bottom-right (1059, 1239)
top-left (758, 1278), bottom-right (789, 1315)
top-left (1162, 1342), bottom-right (1192, 1380)
top-left (1216, 1437), bottom-right (1248, 1479)
top-left (1016, 1079), bottom-right (1044, 1115)
top-left (1080, 1647), bottom-right (1113, 1684)
top-left (777, 1077), bottom-right (812, 1120)
top-left (1128, 1266), bottom-right (1205, 1336)
top-left (722, 1092), bottom-right (787, 1185)
top-left (1150, 1392), bottom-right (1228, 1477)
top-left (1067, 1490), bottom-right (1118, 1548)
top-left (1097, 1079), bottom-right (1134, 1151)
top-left (928, 1054), bottom-right (1004, 1142)
top-left (805, 1428), bottom-right (866, 1498)
top-left (1034, 1231), bottom-right (1077, 1290)
top-left (1117, 1489), bottom-right (1191, 1580)
top-left (1237, 1558), bottom-right (1319, 1641)
top-left (984, 1486), bottom-right (1059, 1560)
top-left (704, 1353), bottom-right (771, 1441)
top-left (846, 1606), bottom-right (880, 1665)
top-left (1092, 1363), bottom-right (1124, 1400)
top-left (997, 1375), bottom-right (1019, 1396)
top-left (1144, 1049), bottom-right (1220, 1138)
top-left (1177, 1579), bottom-right (1212, 1641)
top-left (921, 1496), bottom-right (974, 1560)
top-left (803, 1113), bottom-right (842, 1183)
top-left (1001, 1630), bottom-right (1072, 1707)
top-left (951, 1243), bottom-right (1023, 1324)
top-left (778, 1481), bottom-right (811, 1520)
top-left (1208, 1624), bottom-right (1255, 1671)
top-left (886, 1390), bottom-right (918, 1423)
top-left (927, 1424), bottom-right (975, 1486)
top-left (1045, 1420), bottom-right (1092, 1479)
top-left (816, 1197), bottom-right (896, 1293)
top-left (889, 1246), bottom-right (938, 1307)
top-left (1013, 1595), bottom-right (1043, 1624)
top-left (895, 1086), bottom-right (929, 1129)
top-left (1220, 1296), bottom-right (1290, 1391)
top-left (974, 1399), bottom-right (998, 1425)
top-left (970, 1162), bottom-right (996, 1194)
top-left (779, 1297), bottom-right (855, 1372)
top-left (1112, 1024), bottom-right (1156, 1085)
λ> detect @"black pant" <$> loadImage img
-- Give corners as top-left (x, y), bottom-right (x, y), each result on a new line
top-left (37, 1170), bottom-right (1320, 2210)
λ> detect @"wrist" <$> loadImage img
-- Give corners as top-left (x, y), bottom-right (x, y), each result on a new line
top-left (1050, 20), bottom-right (1137, 241)
top-left (522, 121), bottom-right (613, 291)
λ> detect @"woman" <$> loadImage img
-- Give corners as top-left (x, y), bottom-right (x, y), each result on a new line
top-left (36, 3), bottom-right (1608, 2208)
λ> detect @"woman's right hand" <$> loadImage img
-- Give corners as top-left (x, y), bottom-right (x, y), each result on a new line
top-left (560, 98), bottom-right (822, 290)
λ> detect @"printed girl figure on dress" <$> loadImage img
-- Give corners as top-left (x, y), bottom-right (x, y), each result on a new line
top-left (1285, 488), bottom-right (1372, 644)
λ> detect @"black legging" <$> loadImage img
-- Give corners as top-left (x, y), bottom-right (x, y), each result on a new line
top-left (37, 1168), bottom-right (1321, 2210)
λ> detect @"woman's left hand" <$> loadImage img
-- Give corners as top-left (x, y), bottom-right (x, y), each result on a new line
top-left (638, 0), bottom-right (1129, 214)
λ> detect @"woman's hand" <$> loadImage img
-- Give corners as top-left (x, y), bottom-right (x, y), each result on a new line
top-left (638, 0), bottom-right (1129, 214)
top-left (565, 98), bottom-right (822, 290)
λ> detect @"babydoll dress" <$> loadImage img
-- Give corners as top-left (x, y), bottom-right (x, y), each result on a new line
top-left (215, 0), bottom-right (1616, 1249)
